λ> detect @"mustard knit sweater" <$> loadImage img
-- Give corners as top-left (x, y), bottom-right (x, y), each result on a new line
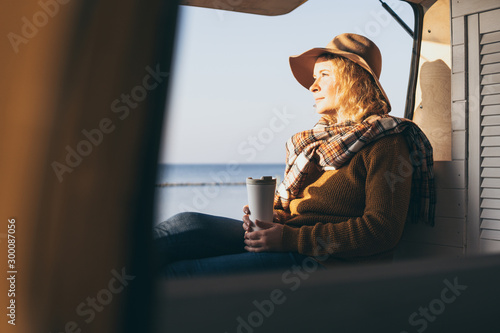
top-left (276, 134), bottom-right (413, 263)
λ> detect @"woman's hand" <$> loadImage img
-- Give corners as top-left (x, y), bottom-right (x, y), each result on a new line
top-left (242, 205), bottom-right (283, 225)
top-left (242, 206), bottom-right (284, 252)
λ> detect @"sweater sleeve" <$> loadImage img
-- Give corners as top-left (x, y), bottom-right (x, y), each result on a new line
top-left (274, 209), bottom-right (292, 224)
top-left (281, 136), bottom-right (413, 258)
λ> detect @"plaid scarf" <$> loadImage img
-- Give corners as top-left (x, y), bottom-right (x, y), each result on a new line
top-left (274, 114), bottom-right (436, 226)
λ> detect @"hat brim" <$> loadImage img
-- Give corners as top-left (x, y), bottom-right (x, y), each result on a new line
top-left (289, 47), bottom-right (391, 111)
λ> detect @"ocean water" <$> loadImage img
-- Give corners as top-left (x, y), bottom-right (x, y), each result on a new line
top-left (153, 164), bottom-right (285, 225)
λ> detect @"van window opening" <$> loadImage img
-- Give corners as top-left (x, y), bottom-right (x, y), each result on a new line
top-left (155, 0), bottom-right (415, 223)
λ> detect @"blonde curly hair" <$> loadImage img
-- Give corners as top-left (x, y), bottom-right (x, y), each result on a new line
top-left (318, 53), bottom-right (389, 124)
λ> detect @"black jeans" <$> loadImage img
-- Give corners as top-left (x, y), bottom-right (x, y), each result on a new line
top-left (153, 212), bottom-right (319, 278)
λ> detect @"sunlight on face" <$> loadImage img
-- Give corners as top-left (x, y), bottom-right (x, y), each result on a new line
top-left (310, 58), bottom-right (339, 115)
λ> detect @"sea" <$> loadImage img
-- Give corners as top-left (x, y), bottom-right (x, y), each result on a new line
top-left (153, 164), bottom-right (285, 225)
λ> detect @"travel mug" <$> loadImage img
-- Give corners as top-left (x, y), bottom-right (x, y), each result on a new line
top-left (246, 176), bottom-right (276, 231)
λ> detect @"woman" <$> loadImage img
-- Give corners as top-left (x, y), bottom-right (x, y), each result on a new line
top-left (153, 33), bottom-right (435, 278)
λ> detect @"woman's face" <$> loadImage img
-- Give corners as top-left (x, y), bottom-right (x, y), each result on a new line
top-left (309, 58), bottom-right (339, 115)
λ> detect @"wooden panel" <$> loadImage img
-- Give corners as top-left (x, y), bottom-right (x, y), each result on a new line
top-left (481, 178), bottom-right (500, 188)
top-left (479, 8), bottom-right (500, 33)
top-left (482, 146), bottom-right (500, 156)
top-left (481, 209), bottom-right (500, 219)
top-left (400, 217), bottom-right (464, 247)
top-left (480, 42), bottom-right (500, 55)
top-left (452, 16), bottom-right (465, 45)
top-left (481, 63), bottom-right (500, 75)
top-left (479, 238), bottom-right (500, 253)
top-left (482, 104), bottom-right (500, 115)
top-left (468, 14), bottom-right (482, 254)
top-left (481, 83), bottom-right (500, 95)
top-left (481, 136), bottom-right (500, 146)
top-left (480, 218), bottom-right (500, 229)
top-left (482, 125), bottom-right (500, 136)
top-left (435, 188), bottom-right (465, 218)
top-left (481, 94), bottom-right (500, 105)
top-left (475, 16), bottom-right (500, 248)
top-left (453, 44), bottom-right (465, 73)
top-left (452, 130), bottom-right (466, 159)
top-left (452, 101), bottom-right (466, 130)
top-left (481, 199), bottom-right (500, 209)
top-left (481, 31), bottom-right (500, 44)
top-left (481, 201), bottom-right (500, 212)
top-left (482, 167), bottom-right (500, 177)
top-left (434, 160), bottom-right (465, 188)
top-left (481, 114), bottom-right (500, 125)
top-left (451, 72), bottom-right (466, 101)
top-left (480, 229), bottom-right (500, 240)
top-left (481, 73), bottom-right (500, 85)
top-left (481, 52), bottom-right (500, 64)
top-left (481, 188), bottom-right (500, 198)
top-left (481, 157), bottom-right (500, 166)
top-left (453, 0), bottom-right (500, 18)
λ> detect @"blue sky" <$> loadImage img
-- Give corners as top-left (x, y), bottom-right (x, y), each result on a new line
top-left (159, 0), bottom-right (414, 164)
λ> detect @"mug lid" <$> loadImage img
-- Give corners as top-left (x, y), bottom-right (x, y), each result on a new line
top-left (246, 176), bottom-right (276, 185)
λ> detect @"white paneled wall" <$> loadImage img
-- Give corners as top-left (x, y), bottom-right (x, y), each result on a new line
top-left (453, 1), bottom-right (500, 255)
top-left (476, 8), bottom-right (500, 253)
top-left (397, 0), bottom-right (500, 260)
top-left (395, 0), bottom-right (466, 260)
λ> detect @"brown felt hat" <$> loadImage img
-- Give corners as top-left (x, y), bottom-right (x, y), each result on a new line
top-left (289, 33), bottom-right (391, 111)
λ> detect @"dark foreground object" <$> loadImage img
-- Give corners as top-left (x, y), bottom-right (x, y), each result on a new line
top-left (156, 254), bottom-right (500, 333)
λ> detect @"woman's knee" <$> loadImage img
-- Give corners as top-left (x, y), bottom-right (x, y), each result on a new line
top-left (169, 211), bottom-right (206, 224)
top-left (153, 212), bottom-right (209, 238)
